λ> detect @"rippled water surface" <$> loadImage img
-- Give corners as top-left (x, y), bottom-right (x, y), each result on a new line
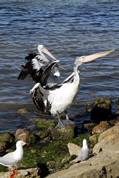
top-left (0, 0), bottom-right (119, 131)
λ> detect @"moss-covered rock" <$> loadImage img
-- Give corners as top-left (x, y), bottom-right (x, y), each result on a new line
top-left (91, 97), bottom-right (112, 123)
top-left (35, 118), bottom-right (76, 141)
top-left (36, 119), bottom-right (56, 130)
top-left (20, 140), bottom-right (70, 175)
top-left (17, 108), bottom-right (28, 115)
top-left (0, 132), bottom-right (15, 154)
top-left (35, 119), bottom-right (56, 139)
top-left (89, 134), bottom-right (99, 148)
top-left (50, 127), bottom-right (75, 141)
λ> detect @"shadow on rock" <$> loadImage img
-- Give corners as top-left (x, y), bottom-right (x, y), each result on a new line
top-left (37, 162), bottom-right (49, 178)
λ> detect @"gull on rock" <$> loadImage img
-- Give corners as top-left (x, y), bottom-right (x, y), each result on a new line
top-left (30, 50), bottom-right (113, 127)
top-left (72, 139), bottom-right (89, 163)
top-left (18, 44), bottom-right (60, 85)
top-left (0, 140), bottom-right (26, 177)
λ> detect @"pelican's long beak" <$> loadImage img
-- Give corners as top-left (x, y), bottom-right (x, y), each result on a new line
top-left (42, 47), bottom-right (57, 61)
top-left (80, 49), bottom-right (114, 64)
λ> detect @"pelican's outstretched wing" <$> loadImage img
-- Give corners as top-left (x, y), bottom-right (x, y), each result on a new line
top-left (30, 83), bottom-right (49, 112)
top-left (18, 62), bottom-right (31, 80)
top-left (41, 61), bottom-right (59, 86)
top-left (18, 53), bottom-right (37, 80)
top-left (25, 52), bottom-right (37, 61)
top-left (31, 85), bottom-right (45, 112)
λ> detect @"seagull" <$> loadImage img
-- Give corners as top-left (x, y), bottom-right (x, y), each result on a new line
top-left (30, 50), bottom-right (113, 127)
top-left (0, 140), bottom-right (26, 178)
top-left (72, 139), bottom-right (89, 163)
top-left (18, 44), bottom-right (60, 85)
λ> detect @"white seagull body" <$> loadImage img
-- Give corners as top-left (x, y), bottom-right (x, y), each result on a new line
top-left (77, 139), bottom-right (89, 161)
top-left (0, 140), bottom-right (26, 168)
top-left (30, 50), bottom-right (113, 125)
top-left (72, 139), bottom-right (89, 163)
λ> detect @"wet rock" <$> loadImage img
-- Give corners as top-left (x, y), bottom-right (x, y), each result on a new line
top-left (91, 97), bottom-right (112, 123)
top-left (0, 132), bottom-right (15, 154)
top-left (67, 143), bottom-right (80, 156)
top-left (50, 127), bottom-right (75, 141)
top-left (92, 121), bottom-right (110, 135)
top-left (15, 128), bottom-right (39, 144)
top-left (35, 119), bottom-right (56, 139)
top-left (83, 123), bottom-right (96, 133)
top-left (17, 108), bottom-right (28, 115)
top-left (36, 119), bottom-right (76, 141)
top-left (114, 116), bottom-right (119, 125)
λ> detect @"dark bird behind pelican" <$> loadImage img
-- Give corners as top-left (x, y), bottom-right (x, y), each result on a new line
top-left (18, 45), bottom-right (60, 85)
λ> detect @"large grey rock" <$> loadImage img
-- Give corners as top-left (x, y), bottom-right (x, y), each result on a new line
top-left (67, 143), bottom-right (80, 156)
top-left (93, 124), bottom-right (119, 154)
top-left (46, 124), bottom-right (119, 178)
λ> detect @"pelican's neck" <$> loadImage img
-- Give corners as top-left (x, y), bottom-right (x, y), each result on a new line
top-left (73, 65), bottom-right (80, 83)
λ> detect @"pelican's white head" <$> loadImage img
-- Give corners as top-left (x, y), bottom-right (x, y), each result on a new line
top-left (37, 44), bottom-right (44, 52)
top-left (16, 140), bottom-right (26, 148)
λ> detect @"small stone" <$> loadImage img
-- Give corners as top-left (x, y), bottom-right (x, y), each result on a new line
top-left (83, 123), bottom-right (96, 133)
top-left (92, 121), bottom-right (110, 135)
top-left (16, 128), bottom-right (39, 144)
top-left (67, 143), bottom-right (80, 156)
top-left (17, 108), bottom-right (28, 115)
top-left (15, 128), bottom-right (30, 143)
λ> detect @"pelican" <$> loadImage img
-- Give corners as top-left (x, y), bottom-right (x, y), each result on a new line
top-left (0, 140), bottom-right (26, 178)
top-left (30, 50), bottom-right (113, 127)
top-left (18, 44), bottom-right (60, 84)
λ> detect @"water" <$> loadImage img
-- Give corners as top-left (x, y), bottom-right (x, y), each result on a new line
top-left (0, 0), bottom-right (119, 131)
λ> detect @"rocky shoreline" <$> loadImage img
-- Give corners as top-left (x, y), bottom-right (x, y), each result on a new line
top-left (0, 97), bottom-right (119, 177)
